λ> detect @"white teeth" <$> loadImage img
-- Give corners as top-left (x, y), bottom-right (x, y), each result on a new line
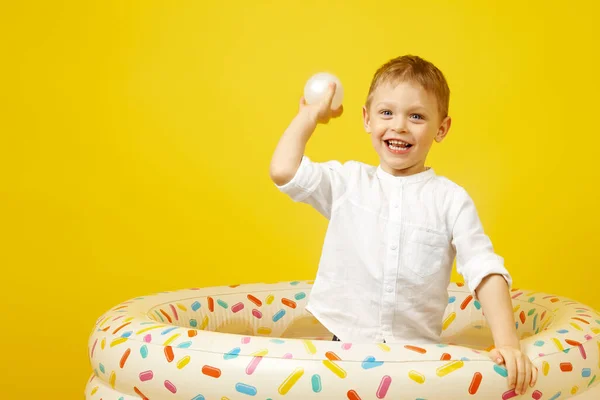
top-left (388, 139), bottom-right (410, 146)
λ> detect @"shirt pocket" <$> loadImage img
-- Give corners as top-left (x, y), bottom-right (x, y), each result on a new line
top-left (406, 228), bottom-right (449, 278)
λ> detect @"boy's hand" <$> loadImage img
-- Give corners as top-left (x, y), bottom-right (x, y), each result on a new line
top-left (489, 346), bottom-right (538, 395)
top-left (300, 82), bottom-right (343, 125)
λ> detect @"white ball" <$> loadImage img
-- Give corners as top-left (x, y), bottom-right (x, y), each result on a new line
top-left (303, 72), bottom-right (344, 110)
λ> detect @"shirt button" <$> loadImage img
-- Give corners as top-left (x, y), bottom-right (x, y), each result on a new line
top-left (386, 286), bottom-right (394, 293)
top-left (390, 244), bottom-right (397, 250)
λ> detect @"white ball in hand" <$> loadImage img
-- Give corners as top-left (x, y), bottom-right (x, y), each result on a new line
top-left (303, 72), bottom-right (344, 110)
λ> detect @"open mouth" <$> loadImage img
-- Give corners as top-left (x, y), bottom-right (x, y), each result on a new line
top-left (385, 139), bottom-right (413, 153)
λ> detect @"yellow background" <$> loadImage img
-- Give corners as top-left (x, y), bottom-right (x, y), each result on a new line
top-left (2, 0), bottom-right (599, 397)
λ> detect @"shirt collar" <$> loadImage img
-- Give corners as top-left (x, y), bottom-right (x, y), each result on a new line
top-left (376, 165), bottom-right (436, 185)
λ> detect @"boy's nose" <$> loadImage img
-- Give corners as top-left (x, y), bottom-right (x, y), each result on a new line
top-left (392, 117), bottom-right (408, 133)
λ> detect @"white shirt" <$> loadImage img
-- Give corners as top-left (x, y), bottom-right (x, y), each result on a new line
top-left (276, 156), bottom-right (511, 344)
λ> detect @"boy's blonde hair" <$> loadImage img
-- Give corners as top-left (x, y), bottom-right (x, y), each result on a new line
top-left (366, 55), bottom-right (450, 120)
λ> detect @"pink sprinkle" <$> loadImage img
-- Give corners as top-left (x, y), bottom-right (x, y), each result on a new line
top-left (246, 356), bottom-right (263, 375)
top-left (241, 337), bottom-right (251, 344)
top-left (170, 304), bottom-right (179, 320)
top-left (578, 344), bottom-right (587, 359)
top-left (143, 334), bottom-right (152, 343)
top-left (502, 389), bottom-right (517, 400)
top-left (376, 375), bottom-right (391, 399)
top-left (90, 339), bottom-right (98, 358)
top-left (232, 302), bottom-right (245, 313)
top-left (532, 390), bottom-right (543, 400)
top-left (164, 380), bottom-right (177, 393)
top-left (139, 370), bottom-right (154, 381)
top-left (341, 343), bottom-right (353, 350)
top-left (283, 353), bottom-right (293, 359)
top-left (511, 292), bottom-right (523, 299)
top-left (252, 309), bottom-right (262, 319)
top-left (538, 353), bottom-right (545, 357)
top-left (585, 334), bottom-right (593, 340)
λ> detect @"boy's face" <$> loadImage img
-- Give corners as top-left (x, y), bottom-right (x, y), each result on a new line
top-left (363, 80), bottom-right (451, 176)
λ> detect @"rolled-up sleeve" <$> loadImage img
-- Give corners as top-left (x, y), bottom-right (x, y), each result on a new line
top-left (275, 156), bottom-right (350, 219)
top-left (451, 187), bottom-right (512, 297)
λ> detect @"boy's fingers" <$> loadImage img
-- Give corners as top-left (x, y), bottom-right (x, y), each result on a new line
top-left (503, 352), bottom-right (516, 389)
top-left (531, 365), bottom-right (538, 386)
top-left (515, 356), bottom-right (526, 394)
top-left (332, 105), bottom-right (344, 118)
top-left (489, 349), bottom-right (504, 364)
top-left (520, 359), bottom-right (531, 394)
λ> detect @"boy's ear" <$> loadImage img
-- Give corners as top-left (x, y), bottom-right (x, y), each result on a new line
top-left (362, 106), bottom-right (371, 133)
top-left (435, 116), bottom-right (452, 142)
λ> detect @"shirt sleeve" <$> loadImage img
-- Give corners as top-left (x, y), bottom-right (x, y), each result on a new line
top-left (451, 187), bottom-right (512, 297)
top-left (275, 155), bottom-right (351, 219)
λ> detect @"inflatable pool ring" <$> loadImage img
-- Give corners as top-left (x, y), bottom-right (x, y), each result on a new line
top-left (85, 281), bottom-right (600, 399)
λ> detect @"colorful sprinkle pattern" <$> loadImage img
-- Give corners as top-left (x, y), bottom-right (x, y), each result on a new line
top-left (85, 282), bottom-right (600, 399)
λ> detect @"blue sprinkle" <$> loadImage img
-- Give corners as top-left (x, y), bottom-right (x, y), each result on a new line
top-left (189, 319), bottom-right (198, 327)
top-left (290, 281), bottom-right (300, 285)
top-left (311, 374), bottom-right (322, 392)
top-left (224, 347), bottom-right (241, 360)
top-left (474, 300), bottom-right (481, 309)
top-left (582, 368), bottom-right (592, 378)
top-left (161, 326), bottom-right (178, 335)
top-left (461, 357), bottom-right (470, 361)
top-left (192, 395), bottom-right (205, 400)
top-left (361, 356), bottom-right (384, 369)
top-left (273, 309), bottom-right (286, 322)
top-left (295, 292), bottom-right (306, 300)
top-left (99, 363), bottom-right (105, 374)
top-left (448, 296), bottom-right (456, 304)
top-left (177, 341), bottom-right (192, 349)
top-left (534, 340), bottom-right (545, 347)
top-left (516, 322), bottom-right (519, 329)
top-left (549, 392), bottom-right (561, 400)
top-left (563, 348), bottom-right (571, 354)
top-left (140, 345), bottom-right (148, 358)
top-left (121, 331), bottom-right (133, 338)
top-left (494, 364), bottom-right (508, 377)
top-left (557, 329), bottom-right (569, 334)
top-left (270, 339), bottom-right (285, 344)
top-left (191, 301), bottom-right (201, 311)
top-left (436, 343), bottom-right (449, 347)
top-left (217, 299), bottom-right (228, 309)
top-left (118, 397), bottom-right (124, 400)
top-left (235, 382), bottom-right (257, 396)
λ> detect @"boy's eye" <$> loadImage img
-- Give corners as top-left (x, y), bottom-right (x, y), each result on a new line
top-left (410, 114), bottom-right (424, 120)
top-left (380, 110), bottom-right (392, 116)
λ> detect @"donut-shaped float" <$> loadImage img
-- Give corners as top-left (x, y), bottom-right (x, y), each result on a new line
top-left (85, 282), bottom-right (600, 399)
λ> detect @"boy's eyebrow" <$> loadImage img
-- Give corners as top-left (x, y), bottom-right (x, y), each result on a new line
top-left (375, 101), bottom-right (430, 112)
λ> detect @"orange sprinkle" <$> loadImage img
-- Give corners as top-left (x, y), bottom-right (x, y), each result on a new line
top-left (159, 309), bottom-right (173, 323)
top-left (572, 317), bottom-right (590, 324)
top-left (164, 346), bottom-right (174, 362)
top-left (440, 353), bottom-right (452, 361)
top-left (326, 351), bottom-right (341, 361)
top-left (119, 348), bottom-right (131, 368)
top-left (208, 297), bottom-right (215, 312)
top-left (247, 294), bottom-right (262, 307)
top-left (134, 386), bottom-right (149, 400)
top-left (113, 322), bottom-right (131, 334)
top-left (281, 298), bottom-right (297, 309)
top-left (404, 345), bottom-right (427, 354)
top-left (520, 311), bottom-right (526, 324)
top-left (202, 365), bottom-right (222, 378)
top-left (188, 329), bottom-right (197, 337)
top-left (460, 295), bottom-right (473, 310)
